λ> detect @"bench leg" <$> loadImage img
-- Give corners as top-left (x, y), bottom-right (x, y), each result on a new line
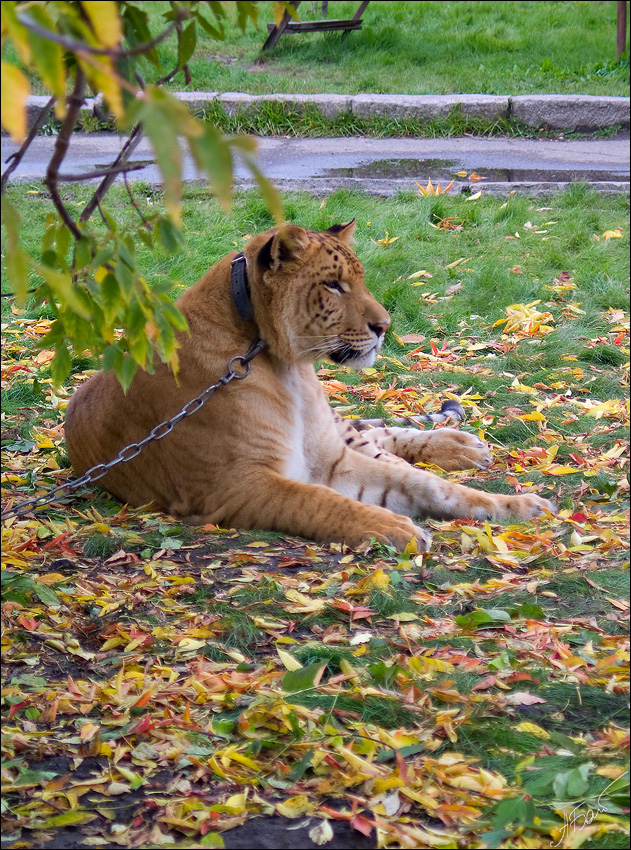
top-left (263, 0), bottom-right (302, 51)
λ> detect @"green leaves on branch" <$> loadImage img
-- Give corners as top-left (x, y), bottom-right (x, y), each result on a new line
top-left (1, 1), bottom-right (283, 392)
top-left (127, 86), bottom-right (282, 223)
top-left (2, 195), bottom-right (190, 392)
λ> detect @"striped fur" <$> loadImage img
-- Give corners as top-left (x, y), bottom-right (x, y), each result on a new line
top-left (65, 223), bottom-right (555, 551)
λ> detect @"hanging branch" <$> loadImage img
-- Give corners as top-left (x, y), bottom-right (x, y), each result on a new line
top-left (58, 161), bottom-right (153, 182)
top-left (1, 1), bottom-right (277, 393)
top-left (16, 12), bottom-right (177, 58)
top-left (43, 70), bottom-right (87, 239)
top-left (123, 172), bottom-right (153, 231)
top-left (1, 95), bottom-right (57, 194)
top-left (79, 124), bottom-right (145, 223)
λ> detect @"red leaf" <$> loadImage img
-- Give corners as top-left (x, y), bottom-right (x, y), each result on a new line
top-left (568, 512), bottom-right (589, 523)
top-left (350, 815), bottom-right (374, 837)
top-left (131, 690), bottom-right (154, 709)
top-left (471, 676), bottom-right (497, 691)
top-left (397, 334), bottom-right (426, 344)
top-left (131, 714), bottom-right (156, 735)
top-left (395, 750), bottom-right (409, 783)
top-left (505, 672), bottom-right (539, 685)
top-left (319, 806), bottom-right (351, 821)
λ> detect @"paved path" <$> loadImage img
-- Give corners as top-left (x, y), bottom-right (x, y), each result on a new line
top-left (2, 132), bottom-right (629, 195)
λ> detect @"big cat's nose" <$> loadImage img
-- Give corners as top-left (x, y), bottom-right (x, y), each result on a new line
top-left (368, 318), bottom-right (391, 338)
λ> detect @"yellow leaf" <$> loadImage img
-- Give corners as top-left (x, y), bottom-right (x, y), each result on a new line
top-left (80, 722), bottom-right (100, 742)
top-left (81, 1), bottom-right (122, 47)
top-left (37, 573), bottom-right (67, 585)
top-left (517, 411), bottom-right (547, 421)
top-left (597, 765), bottom-right (628, 779)
top-left (515, 721), bottom-right (550, 739)
top-left (386, 611), bottom-right (419, 622)
top-left (465, 191), bottom-right (482, 201)
top-left (226, 752), bottom-right (260, 771)
top-left (445, 257), bottom-right (469, 270)
top-left (339, 658), bottom-right (359, 678)
top-left (276, 795), bottom-right (312, 818)
top-left (100, 637), bottom-right (125, 651)
top-left (176, 638), bottom-right (206, 651)
top-left (404, 536), bottom-right (418, 555)
top-left (337, 746), bottom-right (384, 777)
top-left (223, 792), bottom-right (248, 812)
top-left (277, 647), bottom-right (303, 671)
top-left (410, 656), bottom-right (454, 674)
top-left (455, 170), bottom-right (468, 177)
top-left (284, 589), bottom-right (326, 613)
top-left (78, 55), bottom-right (123, 120)
top-left (602, 228), bottom-right (623, 240)
top-left (123, 636), bottom-right (148, 653)
top-left (252, 617), bottom-right (286, 630)
top-left (354, 569), bottom-right (390, 592)
top-left (208, 756), bottom-right (228, 779)
top-left (542, 464), bottom-right (582, 475)
top-left (1, 62), bottom-right (29, 142)
top-left (273, 1), bottom-right (298, 26)
top-left (1, 4), bottom-right (32, 64)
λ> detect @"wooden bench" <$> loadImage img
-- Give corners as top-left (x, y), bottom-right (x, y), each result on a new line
top-left (263, 1), bottom-right (370, 51)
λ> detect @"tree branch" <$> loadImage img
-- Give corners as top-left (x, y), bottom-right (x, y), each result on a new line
top-left (58, 161), bottom-right (153, 182)
top-left (79, 124), bottom-right (145, 223)
top-left (44, 70), bottom-right (87, 240)
top-left (124, 172), bottom-right (153, 231)
top-left (16, 13), bottom-right (177, 58)
top-left (1, 96), bottom-right (56, 193)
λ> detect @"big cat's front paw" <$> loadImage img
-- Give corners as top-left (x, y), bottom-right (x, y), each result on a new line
top-left (506, 494), bottom-right (557, 520)
top-left (470, 493), bottom-right (557, 522)
top-left (359, 515), bottom-right (432, 552)
top-left (421, 429), bottom-right (492, 472)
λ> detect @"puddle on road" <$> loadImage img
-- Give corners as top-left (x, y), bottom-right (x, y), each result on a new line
top-left (323, 157), bottom-right (626, 183)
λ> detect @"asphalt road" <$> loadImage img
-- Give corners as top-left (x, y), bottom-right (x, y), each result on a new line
top-left (2, 132), bottom-right (629, 195)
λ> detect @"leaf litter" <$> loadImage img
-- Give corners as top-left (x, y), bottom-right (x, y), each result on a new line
top-left (2, 207), bottom-right (630, 849)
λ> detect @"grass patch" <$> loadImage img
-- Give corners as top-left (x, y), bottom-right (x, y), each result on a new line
top-left (196, 99), bottom-right (560, 140)
top-left (12, 1), bottom-right (623, 98)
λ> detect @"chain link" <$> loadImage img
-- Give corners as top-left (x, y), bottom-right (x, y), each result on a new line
top-left (1, 338), bottom-right (266, 522)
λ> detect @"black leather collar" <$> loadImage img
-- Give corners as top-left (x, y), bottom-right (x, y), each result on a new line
top-left (230, 253), bottom-right (254, 323)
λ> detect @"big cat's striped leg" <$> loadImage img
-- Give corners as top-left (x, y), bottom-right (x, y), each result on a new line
top-left (181, 468), bottom-right (432, 551)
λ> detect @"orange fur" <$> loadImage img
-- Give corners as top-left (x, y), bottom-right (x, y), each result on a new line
top-left (65, 223), bottom-right (554, 550)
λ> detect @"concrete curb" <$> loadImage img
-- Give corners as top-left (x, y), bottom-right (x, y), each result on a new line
top-left (230, 177), bottom-right (630, 197)
top-left (23, 92), bottom-right (630, 133)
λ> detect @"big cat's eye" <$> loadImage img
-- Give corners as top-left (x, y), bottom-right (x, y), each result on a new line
top-left (324, 280), bottom-right (345, 293)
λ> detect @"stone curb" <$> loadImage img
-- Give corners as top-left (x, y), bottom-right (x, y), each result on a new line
top-left (230, 177), bottom-right (630, 197)
top-left (22, 92), bottom-right (630, 133)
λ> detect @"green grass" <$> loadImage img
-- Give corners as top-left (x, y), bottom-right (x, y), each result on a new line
top-left (132, 1), bottom-right (631, 98)
top-left (3, 185), bottom-right (628, 441)
top-left (7, 1), bottom-right (629, 103)
top-left (193, 99), bottom-right (551, 141)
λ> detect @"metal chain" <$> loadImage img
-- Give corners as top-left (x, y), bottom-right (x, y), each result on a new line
top-left (1, 338), bottom-right (267, 522)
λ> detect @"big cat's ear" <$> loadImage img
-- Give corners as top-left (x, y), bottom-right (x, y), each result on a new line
top-left (257, 224), bottom-right (308, 271)
top-left (325, 219), bottom-right (357, 244)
